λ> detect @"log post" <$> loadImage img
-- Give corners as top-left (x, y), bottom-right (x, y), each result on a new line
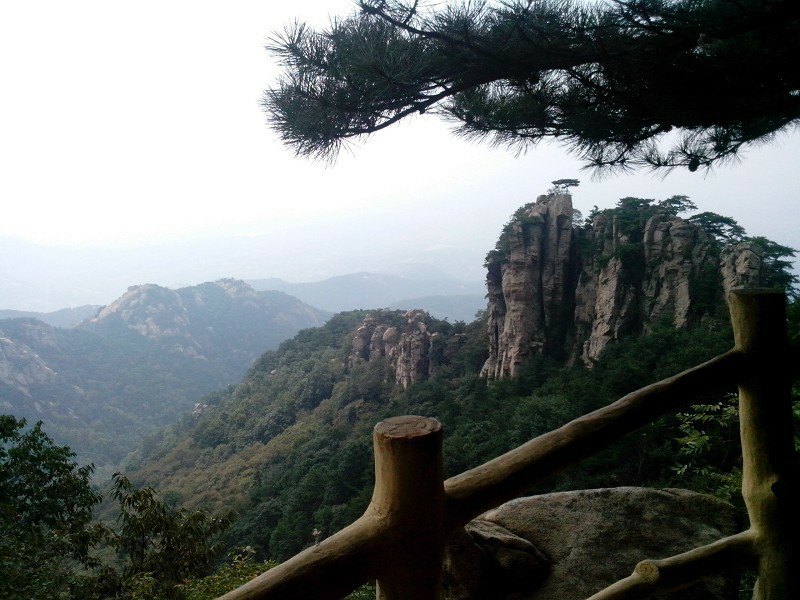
top-left (369, 416), bottom-right (445, 600)
top-left (728, 289), bottom-right (799, 600)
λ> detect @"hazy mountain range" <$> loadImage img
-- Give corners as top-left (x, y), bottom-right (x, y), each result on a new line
top-left (0, 268), bottom-right (485, 468)
top-left (123, 195), bottom-right (792, 562)
top-left (248, 272), bottom-right (485, 320)
top-left (0, 305), bottom-right (101, 328)
top-left (0, 279), bottom-right (327, 469)
top-left (0, 235), bottom-right (485, 312)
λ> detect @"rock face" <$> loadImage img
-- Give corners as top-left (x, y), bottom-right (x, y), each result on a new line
top-left (444, 488), bottom-right (739, 600)
top-left (443, 519), bottom-right (551, 600)
top-left (0, 327), bottom-right (59, 396)
top-left (573, 210), bottom-right (716, 363)
top-left (483, 194), bottom-right (764, 378)
top-left (88, 284), bottom-right (202, 355)
top-left (347, 309), bottom-right (460, 388)
top-left (482, 194), bottom-right (574, 379)
top-left (720, 241), bottom-right (764, 295)
top-left (641, 214), bottom-right (712, 328)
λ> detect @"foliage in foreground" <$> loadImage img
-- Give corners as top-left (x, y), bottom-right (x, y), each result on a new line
top-left (179, 547), bottom-right (275, 600)
top-left (0, 416), bottom-right (241, 600)
top-left (0, 416), bottom-right (102, 600)
top-left (0, 409), bottom-right (375, 599)
top-left (266, 0), bottom-right (799, 172)
top-left (83, 474), bottom-right (234, 600)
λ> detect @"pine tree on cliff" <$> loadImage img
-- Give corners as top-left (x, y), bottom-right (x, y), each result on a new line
top-left (265, 0), bottom-right (799, 172)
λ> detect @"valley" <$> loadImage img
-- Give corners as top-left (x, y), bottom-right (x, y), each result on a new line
top-left (122, 192), bottom-right (798, 563)
top-left (0, 279), bottom-right (327, 468)
top-left (2, 191), bottom-right (797, 599)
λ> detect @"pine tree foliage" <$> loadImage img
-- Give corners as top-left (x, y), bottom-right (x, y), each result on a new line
top-left (266, 0), bottom-right (800, 171)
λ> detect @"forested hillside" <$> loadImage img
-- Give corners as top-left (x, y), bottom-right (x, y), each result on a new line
top-left (0, 279), bottom-right (327, 468)
top-left (3, 198), bottom-right (797, 600)
top-left (129, 306), bottom-right (799, 562)
top-left (128, 197), bottom-right (798, 565)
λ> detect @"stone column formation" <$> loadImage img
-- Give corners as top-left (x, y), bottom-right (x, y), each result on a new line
top-left (481, 193), bottom-right (765, 379)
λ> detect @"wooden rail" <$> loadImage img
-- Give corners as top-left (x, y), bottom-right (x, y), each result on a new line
top-left (218, 290), bottom-right (799, 600)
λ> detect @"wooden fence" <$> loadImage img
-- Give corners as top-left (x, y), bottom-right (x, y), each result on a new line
top-left (218, 290), bottom-right (798, 600)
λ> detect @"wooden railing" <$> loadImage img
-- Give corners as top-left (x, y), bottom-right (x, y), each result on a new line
top-left (218, 290), bottom-right (799, 600)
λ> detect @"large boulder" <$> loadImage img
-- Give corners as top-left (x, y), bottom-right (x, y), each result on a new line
top-left (444, 487), bottom-right (740, 600)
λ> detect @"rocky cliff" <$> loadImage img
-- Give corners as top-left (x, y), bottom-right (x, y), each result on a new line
top-left (347, 309), bottom-right (463, 388)
top-left (482, 195), bottom-right (575, 379)
top-left (482, 193), bottom-right (768, 379)
top-left (0, 328), bottom-right (59, 397)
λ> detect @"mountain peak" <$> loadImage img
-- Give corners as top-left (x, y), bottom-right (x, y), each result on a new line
top-left (211, 278), bottom-right (258, 299)
top-left (482, 192), bottom-right (771, 379)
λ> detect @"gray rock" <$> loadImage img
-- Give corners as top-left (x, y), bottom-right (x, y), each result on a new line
top-left (348, 309), bottom-right (464, 388)
top-left (641, 214), bottom-right (713, 331)
top-left (444, 488), bottom-right (740, 600)
top-left (444, 520), bottom-right (550, 600)
top-left (0, 334), bottom-right (58, 395)
top-left (573, 211), bottom-right (715, 363)
top-left (482, 193), bottom-right (573, 379)
top-left (481, 194), bottom-right (764, 377)
top-left (720, 241), bottom-right (764, 295)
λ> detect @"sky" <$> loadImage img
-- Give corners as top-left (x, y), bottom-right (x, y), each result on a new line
top-left (1, 1), bottom-right (798, 311)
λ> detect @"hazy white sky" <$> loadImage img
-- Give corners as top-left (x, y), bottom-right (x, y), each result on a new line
top-left (0, 1), bottom-right (798, 307)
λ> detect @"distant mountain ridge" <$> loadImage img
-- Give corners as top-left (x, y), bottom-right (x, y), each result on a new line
top-left (0, 234), bottom-right (486, 313)
top-left (0, 279), bottom-right (328, 468)
top-left (80, 279), bottom-right (328, 370)
top-left (388, 295), bottom-right (485, 323)
top-left (0, 305), bottom-right (101, 328)
top-left (247, 272), bottom-right (484, 317)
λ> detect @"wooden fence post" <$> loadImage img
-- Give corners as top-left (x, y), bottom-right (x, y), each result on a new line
top-left (370, 416), bottom-right (445, 600)
top-left (728, 289), bottom-right (799, 599)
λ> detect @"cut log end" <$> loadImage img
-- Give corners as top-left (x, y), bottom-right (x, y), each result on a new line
top-left (374, 416), bottom-right (442, 439)
top-left (634, 560), bottom-right (660, 583)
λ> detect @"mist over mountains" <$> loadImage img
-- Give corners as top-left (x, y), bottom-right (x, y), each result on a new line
top-left (2, 185), bottom-right (798, 600)
top-left (0, 232), bottom-right (485, 312)
top-left (128, 190), bottom-right (794, 561)
top-left (248, 273), bottom-right (485, 320)
top-left (0, 266), bottom-right (484, 470)
top-left (0, 305), bottom-right (101, 328)
top-left (2, 189), bottom-right (794, 478)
